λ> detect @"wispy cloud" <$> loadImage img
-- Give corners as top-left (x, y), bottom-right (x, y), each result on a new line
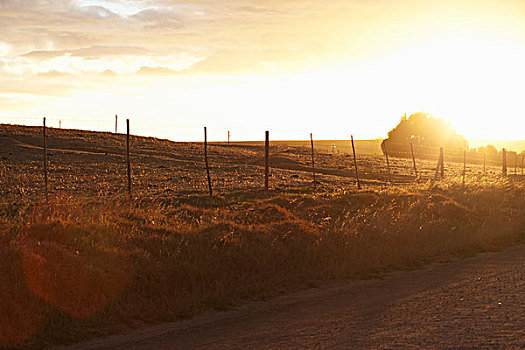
top-left (2, 0), bottom-right (525, 98)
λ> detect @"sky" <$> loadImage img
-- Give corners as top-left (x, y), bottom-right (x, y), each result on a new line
top-left (2, 0), bottom-right (525, 141)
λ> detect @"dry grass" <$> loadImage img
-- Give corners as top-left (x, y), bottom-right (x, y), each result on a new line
top-left (1, 178), bottom-right (524, 348)
top-left (2, 125), bottom-right (524, 348)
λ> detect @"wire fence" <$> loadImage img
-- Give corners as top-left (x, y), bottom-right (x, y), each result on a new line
top-left (0, 118), bottom-right (523, 204)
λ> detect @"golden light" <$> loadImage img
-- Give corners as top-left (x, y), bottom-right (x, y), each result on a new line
top-left (3, 1), bottom-right (525, 143)
top-left (347, 32), bottom-right (525, 140)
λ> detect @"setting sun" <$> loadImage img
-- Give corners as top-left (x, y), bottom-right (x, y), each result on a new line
top-left (3, 1), bottom-right (525, 348)
top-left (2, 0), bottom-right (525, 143)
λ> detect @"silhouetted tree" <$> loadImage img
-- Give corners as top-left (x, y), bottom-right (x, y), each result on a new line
top-left (382, 112), bottom-right (468, 158)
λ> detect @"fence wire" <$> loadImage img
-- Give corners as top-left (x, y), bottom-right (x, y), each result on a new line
top-left (1, 121), bottom-right (523, 203)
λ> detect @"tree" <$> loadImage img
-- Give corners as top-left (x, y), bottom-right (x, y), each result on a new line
top-left (382, 112), bottom-right (468, 157)
top-left (477, 145), bottom-right (498, 154)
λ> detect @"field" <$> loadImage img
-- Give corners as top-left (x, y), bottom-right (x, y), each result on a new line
top-left (1, 124), bottom-right (524, 348)
top-left (0, 125), bottom-right (514, 200)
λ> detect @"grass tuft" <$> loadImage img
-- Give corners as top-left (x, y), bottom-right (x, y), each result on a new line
top-left (0, 181), bottom-right (524, 348)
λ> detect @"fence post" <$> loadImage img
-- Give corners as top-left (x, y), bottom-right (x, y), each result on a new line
top-left (351, 135), bottom-right (361, 189)
top-left (126, 119), bottom-right (131, 197)
top-left (440, 147), bottom-right (444, 178)
top-left (59, 120), bottom-right (61, 129)
top-left (310, 133), bottom-right (316, 189)
top-left (433, 149), bottom-right (442, 182)
top-left (227, 130), bottom-right (230, 145)
top-left (410, 142), bottom-right (418, 180)
top-left (265, 131), bottom-right (269, 190)
top-left (115, 115), bottom-right (118, 133)
top-left (204, 127), bottom-right (213, 197)
top-left (43, 117), bottom-right (48, 202)
top-left (462, 149), bottom-right (466, 185)
top-left (383, 140), bottom-right (392, 184)
top-left (483, 152), bottom-right (486, 176)
top-left (502, 148), bottom-right (507, 176)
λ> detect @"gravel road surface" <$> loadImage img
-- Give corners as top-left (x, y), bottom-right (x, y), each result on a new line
top-left (58, 245), bottom-right (525, 349)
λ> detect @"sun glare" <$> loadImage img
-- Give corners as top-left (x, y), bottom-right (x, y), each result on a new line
top-left (4, 2), bottom-right (525, 347)
top-left (3, 2), bottom-right (525, 142)
top-left (367, 33), bottom-right (525, 140)
top-left (15, 31), bottom-right (525, 143)
top-left (201, 32), bottom-right (525, 141)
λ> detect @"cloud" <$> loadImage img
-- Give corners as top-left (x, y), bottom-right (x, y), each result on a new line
top-left (137, 65), bottom-right (186, 76)
top-left (100, 69), bottom-right (117, 76)
top-left (129, 3), bottom-right (214, 30)
top-left (2, 46), bottom-right (203, 80)
top-left (36, 69), bottom-right (74, 77)
top-left (2, 0), bottom-right (464, 97)
top-left (22, 46), bottom-right (150, 60)
top-left (0, 0), bottom-right (320, 96)
top-left (71, 45), bottom-right (150, 58)
top-left (73, 4), bottom-right (118, 19)
top-left (22, 50), bottom-right (69, 59)
top-left (76, 0), bottom-right (147, 17)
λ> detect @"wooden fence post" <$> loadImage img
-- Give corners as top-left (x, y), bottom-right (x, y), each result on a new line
top-left (410, 143), bottom-right (418, 180)
top-left (204, 127), bottom-right (213, 197)
top-left (433, 149), bottom-right (442, 182)
top-left (115, 115), bottom-right (118, 133)
top-left (227, 130), bottom-right (230, 145)
top-left (462, 149), bottom-right (466, 185)
top-left (483, 152), bottom-right (486, 176)
top-left (43, 117), bottom-right (48, 202)
top-left (310, 133), bottom-right (316, 189)
top-left (351, 135), bottom-right (361, 189)
top-left (265, 131), bottom-right (270, 190)
top-left (126, 119), bottom-right (131, 197)
top-left (383, 140), bottom-right (392, 184)
top-left (440, 147), bottom-right (444, 178)
top-left (502, 148), bottom-right (507, 176)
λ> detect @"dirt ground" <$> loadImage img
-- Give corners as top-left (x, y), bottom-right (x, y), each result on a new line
top-left (56, 245), bottom-right (524, 350)
top-left (0, 124), bottom-right (506, 203)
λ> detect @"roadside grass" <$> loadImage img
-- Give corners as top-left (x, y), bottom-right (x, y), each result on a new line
top-left (1, 178), bottom-right (524, 348)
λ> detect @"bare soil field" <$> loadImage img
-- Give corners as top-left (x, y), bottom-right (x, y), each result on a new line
top-left (0, 124), bottom-right (523, 349)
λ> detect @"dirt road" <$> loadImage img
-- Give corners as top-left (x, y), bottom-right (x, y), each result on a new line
top-left (58, 245), bottom-right (524, 349)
